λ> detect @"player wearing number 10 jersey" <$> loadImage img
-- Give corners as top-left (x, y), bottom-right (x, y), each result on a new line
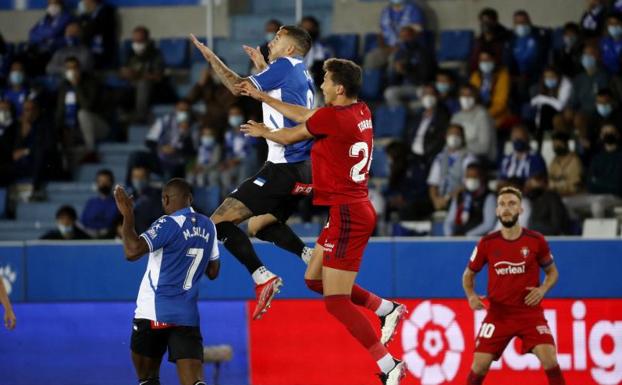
top-left (240, 58), bottom-right (406, 385)
top-left (115, 178), bottom-right (220, 385)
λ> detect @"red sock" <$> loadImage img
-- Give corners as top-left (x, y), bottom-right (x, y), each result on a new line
top-left (545, 365), bottom-right (565, 385)
top-left (305, 279), bottom-right (381, 312)
top-left (324, 295), bottom-right (387, 360)
top-left (466, 371), bottom-right (485, 385)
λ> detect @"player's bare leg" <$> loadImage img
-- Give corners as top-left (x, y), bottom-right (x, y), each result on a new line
top-left (322, 266), bottom-right (406, 384)
top-left (131, 352), bottom-right (162, 385)
top-left (210, 198), bottom-right (283, 320)
top-left (248, 214), bottom-right (313, 264)
top-left (533, 344), bottom-right (566, 385)
top-left (466, 352), bottom-right (494, 385)
top-left (304, 245), bottom-right (406, 345)
top-left (176, 358), bottom-right (206, 385)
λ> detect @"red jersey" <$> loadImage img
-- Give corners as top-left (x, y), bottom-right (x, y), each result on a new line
top-left (468, 228), bottom-right (554, 314)
top-left (305, 102), bottom-right (373, 206)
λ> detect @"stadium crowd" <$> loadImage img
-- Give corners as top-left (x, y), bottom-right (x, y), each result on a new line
top-left (1, 0), bottom-right (622, 239)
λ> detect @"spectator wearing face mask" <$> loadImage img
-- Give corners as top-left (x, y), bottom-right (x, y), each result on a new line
top-left (548, 131), bottom-right (584, 197)
top-left (530, 67), bottom-right (573, 148)
top-left (450, 84), bottom-right (497, 163)
top-left (46, 21), bottom-right (94, 76)
top-left (569, 44), bottom-right (610, 115)
top-left (564, 124), bottom-right (622, 218)
top-left (499, 124), bottom-right (546, 187)
top-left (78, 0), bottom-right (118, 69)
top-left (80, 169), bottom-right (119, 238)
top-left (469, 49), bottom-right (511, 130)
top-left (468, 7), bottom-right (512, 73)
top-left (189, 125), bottom-right (221, 187)
top-left (427, 124), bottom-right (477, 211)
top-left (0, 101), bottom-right (16, 187)
top-left (2, 61), bottom-right (32, 118)
top-left (220, 105), bottom-right (250, 192)
top-left (128, 165), bottom-right (163, 234)
top-left (435, 70), bottom-right (460, 114)
top-left (41, 205), bottom-right (91, 240)
top-left (28, 0), bottom-right (73, 56)
top-left (525, 173), bottom-right (570, 235)
top-left (145, 99), bottom-right (197, 180)
top-left (552, 22), bottom-right (584, 78)
top-left (248, 19), bottom-right (282, 73)
top-left (404, 84), bottom-right (450, 165)
top-left (120, 26), bottom-right (164, 123)
top-left (599, 13), bottom-right (622, 75)
top-left (55, 56), bottom-right (108, 164)
top-left (444, 163), bottom-right (496, 236)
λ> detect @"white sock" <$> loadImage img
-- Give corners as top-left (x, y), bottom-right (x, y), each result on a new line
top-left (377, 353), bottom-right (395, 374)
top-left (251, 266), bottom-right (275, 285)
top-left (301, 246), bottom-right (313, 265)
top-left (375, 299), bottom-right (394, 317)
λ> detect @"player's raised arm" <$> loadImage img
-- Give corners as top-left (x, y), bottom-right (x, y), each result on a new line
top-left (236, 82), bottom-right (317, 123)
top-left (241, 120), bottom-right (313, 145)
top-left (190, 33), bottom-right (251, 96)
top-left (114, 185), bottom-right (149, 261)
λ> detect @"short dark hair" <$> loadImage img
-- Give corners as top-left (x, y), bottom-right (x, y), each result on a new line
top-left (267, 19), bottom-right (282, 29)
top-left (479, 7), bottom-right (498, 21)
top-left (165, 178), bottom-right (192, 200)
top-left (513, 10), bottom-right (530, 21)
top-left (597, 88), bottom-right (614, 98)
top-left (133, 26), bottom-right (150, 39)
top-left (551, 130), bottom-right (570, 142)
top-left (323, 58), bottom-right (362, 98)
top-left (447, 123), bottom-right (466, 141)
top-left (280, 25), bottom-right (312, 56)
top-left (64, 56), bottom-right (80, 66)
top-left (607, 12), bottom-right (622, 23)
top-left (56, 205), bottom-right (77, 220)
top-left (301, 15), bottom-right (319, 29)
top-left (498, 186), bottom-right (523, 201)
top-left (96, 168), bottom-right (114, 182)
top-left (563, 22), bottom-right (580, 33)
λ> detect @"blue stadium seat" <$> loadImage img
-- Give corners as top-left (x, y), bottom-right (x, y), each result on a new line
top-left (323, 34), bottom-right (359, 61)
top-left (190, 36), bottom-right (207, 63)
top-left (551, 26), bottom-right (565, 51)
top-left (360, 68), bottom-right (383, 101)
top-left (370, 145), bottom-right (389, 178)
top-left (373, 105), bottom-right (407, 138)
top-left (363, 32), bottom-right (379, 55)
top-left (193, 186), bottom-right (221, 215)
top-left (0, 188), bottom-right (6, 218)
top-left (437, 29), bottom-right (474, 62)
top-left (159, 38), bottom-right (189, 69)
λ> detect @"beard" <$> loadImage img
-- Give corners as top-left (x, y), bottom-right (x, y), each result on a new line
top-left (498, 213), bottom-right (519, 228)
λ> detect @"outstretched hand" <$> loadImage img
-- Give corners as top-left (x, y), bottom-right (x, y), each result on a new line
top-left (114, 185), bottom-right (135, 218)
top-left (190, 33), bottom-right (214, 61)
top-left (243, 45), bottom-right (267, 71)
top-left (240, 120), bottom-right (270, 138)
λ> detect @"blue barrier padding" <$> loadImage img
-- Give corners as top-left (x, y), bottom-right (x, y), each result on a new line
top-left (0, 301), bottom-right (249, 385)
top-left (0, 244), bottom-right (26, 301)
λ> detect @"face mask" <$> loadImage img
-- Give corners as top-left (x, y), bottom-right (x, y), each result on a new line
top-left (544, 78), bottom-right (559, 89)
top-left (515, 24), bottom-right (531, 37)
top-left (57, 223), bottom-right (73, 235)
top-left (265, 32), bottom-right (275, 42)
top-left (201, 136), bottom-right (215, 146)
top-left (176, 111), bottom-right (189, 124)
top-left (132, 42), bottom-right (146, 55)
top-left (77, 0), bottom-right (87, 14)
top-left (479, 61), bottom-right (495, 74)
top-left (512, 139), bottom-right (529, 152)
top-left (228, 115), bottom-right (244, 128)
top-left (132, 179), bottom-right (147, 193)
top-left (459, 96), bottom-right (475, 110)
top-left (596, 103), bottom-right (613, 117)
top-left (446, 134), bottom-right (462, 149)
top-left (421, 95), bottom-right (437, 109)
top-left (464, 178), bottom-right (481, 192)
top-left (9, 71), bottom-right (24, 86)
top-left (98, 185), bottom-right (112, 196)
top-left (581, 54), bottom-right (596, 70)
top-left (65, 69), bottom-right (77, 83)
top-left (553, 146), bottom-right (569, 156)
top-left (608, 25), bottom-right (622, 39)
top-left (563, 35), bottom-right (577, 47)
top-left (603, 133), bottom-right (618, 145)
top-left (47, 3), bottom-right (61, 17)
top-left (0, 110), bottom-right (12, 127)
top-left (435, 82), bottom-right (450, 95)
top-left (390, 0), bottom-right (404, 5)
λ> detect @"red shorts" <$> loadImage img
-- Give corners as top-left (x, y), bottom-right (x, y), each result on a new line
top-left (317, 200), bottom-right (376, 272)
top-left (475, 310), bottom-right (556, 359)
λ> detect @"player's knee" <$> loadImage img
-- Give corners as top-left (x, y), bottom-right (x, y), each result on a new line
top-left (305, 278), bottom-right (323, 295)
top-left (138, 377), bottom-right (160, 385)
top-left (471, 359), bottom-right (492, 375)
top-left (539, 354), bottom-right (559, 370)
top-left (215, 221), bottom-right (239, 242)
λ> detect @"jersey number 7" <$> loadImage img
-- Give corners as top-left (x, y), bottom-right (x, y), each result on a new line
top-left (183, 248), bottom-right (205, 290)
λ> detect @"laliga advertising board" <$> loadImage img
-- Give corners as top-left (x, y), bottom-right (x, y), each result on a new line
top-left (250, 299), bottom-right (621, 385)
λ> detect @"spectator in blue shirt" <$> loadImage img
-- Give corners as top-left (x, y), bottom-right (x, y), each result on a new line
top-left (29, 0), bottom-right (73, 54)
top-left (600, 13), bottom-right (622, 75)
top-left (80, 169), bottom-right (119, 238)
top-left (364, 0), bottom-right (426, 69)
top-left (499, 124), bottom-right (547, 187)
top-left (189, 124), bottom-right (221, 188)
top-left (435, 70), bottom-right (460, 114)
top-left (508, 10), bottom-right (546, 103)
top-left (2, 61), bottom-right (31, 118)
top-left (220, 105), bottom-right (249, 192)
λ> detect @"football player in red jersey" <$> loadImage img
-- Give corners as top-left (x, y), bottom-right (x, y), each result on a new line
top-left (239, 59), bottom-right (406, 385)
top-left (462, 186), bottom-right (565, 385)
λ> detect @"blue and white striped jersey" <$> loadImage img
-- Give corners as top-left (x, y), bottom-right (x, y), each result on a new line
top-left (248, 56), bottom-right (314, 164)
top-left (136, 207), bottom-right (218, 326)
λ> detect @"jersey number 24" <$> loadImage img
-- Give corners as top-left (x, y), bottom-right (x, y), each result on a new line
top-left (349, 142), bottom-right (372, 183)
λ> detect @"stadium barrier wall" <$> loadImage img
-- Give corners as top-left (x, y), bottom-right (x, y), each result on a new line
top-left (1, 239), bottom-right (621, 385)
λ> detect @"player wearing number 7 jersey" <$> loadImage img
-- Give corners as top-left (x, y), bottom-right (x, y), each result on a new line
top-left (240, 58), bottom-right (406, 385)
top-left (114, 178), bottom-right (220, 385)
